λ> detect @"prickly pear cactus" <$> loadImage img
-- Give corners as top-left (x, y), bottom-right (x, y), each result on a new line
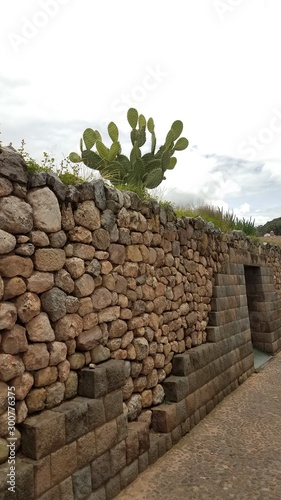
top-left (69, 108), bottom-right (188, 193)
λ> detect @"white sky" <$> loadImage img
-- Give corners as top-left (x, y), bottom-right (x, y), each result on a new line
top-left (1, 0), bottom-right (281, 226)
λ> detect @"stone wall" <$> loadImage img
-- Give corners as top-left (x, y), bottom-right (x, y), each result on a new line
top-left (1, 146), bottom-right (281, 498)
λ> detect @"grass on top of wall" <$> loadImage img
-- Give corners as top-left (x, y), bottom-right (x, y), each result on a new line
top-left (174, 204), bottom-right (257, 236)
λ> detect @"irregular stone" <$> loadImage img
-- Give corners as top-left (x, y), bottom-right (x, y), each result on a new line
top-left (0, 146), bottom-right (28, 183)
top-left (133, 338), bottom-right (149, 361)
top-left (0, 276), bottom-right (3, 300)
top-left (85, 259), bottom-right (101, 277)
top-left (78, 298), bottom-right (93, 317)
top-left (26, 388), bottom-right (46, 413)
top-left (29, 230), bottom-right (50, 247)
top-left (0, 382), bottom-right (8, 413)
top-left (141, 356), bottom-right (155, 375)
top-left (68, 226), bottom-right (92, 243)
top-left (27, 187), bottom-right (61, 232)
top-left (127, 394), bottom-right (142, 421)
top-left (0, 229), bottom-right (16, 254)
top-left (0, 177), bottom-right (13, 197)
top-left (93, 179), bottom-right (106, 210)
top-left (76, 325), bottom-right (103, 350)
top-left (122, 377), bottom-right (134, 400)
top-left (0, 303), bottom-right (17, 330)
top-left (1, 324), bottom-right (28, 354)
top-left (109, 319), bottom-right (127, 338)
top-left (72, 243), bottom-right (95, 260)
top-left (34, 248), bottom-right (66, 271)
top-left (74, 201), bottom-right (100, 230)
top-left (16, 400), bottom-right (28, 423)
top-left (55, 314), bottom-right (83, 341)
top-left (68, 353), bottom-right (85, 370)
top-left (74, 274), bottom-right (95, 297)
top-left (61, 203), bottom-right (75, 230)
top-left (48, 341), bottom-right (67, 365)
top-left (22, 344), bottom-right (50, 371)
top-left (92, 228), bottom-right (110, 250)
top-left (15, 243), bottom-right (35, 256)
top-left (26, 312), bottom-right (55, 342)
top-left (64, 371), bottom-right (78, 399)
top-left (55, 269), bottom-right (74, 293)
top-left (12, 372), bottom-right (34, 400)
top-left (141, 389), bottom-right (153, 408)
top-left (90, 345), bottom-right (111, 364)
top-left (0, 354), bottom-right (25, 382)
top-left (108, 243), bottom-right (126, 264)
top-left (83, 313), bottom-right (99, 330)
top-left (0, 196), bottom-right (33, 233)
top-left (49, 230), bottom-right (67, 248)
top-left (58, 359), bottom-right (71, 382)
top-left (41, 287), bottom-right (67, 322)
top-left (0, 256), bottom-right (33, 278)
top-left (91, 287), bottom-right (112, 310)
top-left (65, 257), bottom-right (85, 279)
top-left (152, 384), bottom-right (165, 405)
top-left (101, 261), bottom-right (113, 275)
top-left (34, 367), bottom-right (58, 387)
top-left (146, 369), bottom-right (158, 388)
top-left (98, 306), bottom-right (120, 323)
top-left (65, 296), bottom-right (79, 313)
top-left (26, 271), bottom-right (54, 293)
top-left (16, 292), bottom-right (41, 323)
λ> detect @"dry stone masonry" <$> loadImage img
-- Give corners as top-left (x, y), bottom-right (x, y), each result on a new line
top-left (0, 146), bottom-right (281, 498)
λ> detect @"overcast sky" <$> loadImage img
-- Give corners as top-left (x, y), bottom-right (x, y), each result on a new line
top-left (1, 0), bottom-right (281, 226)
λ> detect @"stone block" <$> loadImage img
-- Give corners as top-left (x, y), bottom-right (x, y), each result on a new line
top-left (105, 474), bottom-right (121, 500)
top-left (162, 376), bottom-right (189, 402)
top-left (175, 399), bottom-right (187, 425)
top-left (106, 360), bottom-right (126, 392)
top-left (50, 441), bottom-right (77, 485)
top-left (116, 413), bottom-right (128, 442)
top-left (125, 427), bottom-right (139, 464)
top-left (171, 425), bottom-right (182, 445)
top-left (76, 396), bottom-right (106, 430)
top-left (91, 451), bottom-right (111, 490)
top-left (120, 459), bottom-right (139, 489)
top-left (58, 477), bottom-right (74, 500)
top-left (148, 434), bottom-right (159, 465)
top-left (185, 393), bottom-right (196, 417)
top-left (95, 420), bottom-right (118, 456)
top-left (21, 410), bottom-right (65, 460)
top-left (88, 486), bottom-right (106, 500)
top-left (138, 451), bottom-right (149, 473)
top-left (172, 351), bottom-right (193, 376)
top-left (72, 465), bottom-right (92, 500)
top-left (103, 390), bottom-right (124, 422)
top-left (151, 404), bottom-right (177, 433)
top-left (32, 455), bottom-right (51, 497)
top-left (52, 399), bottom-right (88, 443)
top-left (78, 367), bottom-right (108, 399)
top-left (77, 429), bottom-right (97, 468)
top-left (110, 439), bottom-right (126, 475)
top-left (37, 485), bottom-right (60, 499)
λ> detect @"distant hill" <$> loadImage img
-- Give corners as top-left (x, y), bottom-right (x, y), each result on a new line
top-left (257, 217), bottom-right (281, 236)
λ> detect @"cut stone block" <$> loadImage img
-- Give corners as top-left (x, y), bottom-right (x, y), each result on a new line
top-left (21, 410), bottom-right (65, 460)
top-left (162, 376), bottom-right (189, 402)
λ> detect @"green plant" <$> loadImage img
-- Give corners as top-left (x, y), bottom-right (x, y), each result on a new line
top-left (174, 203), bottom-right (257, 236)
top-left (16, 140), bottom-right (96, 184)
top-left (69, 108), bottom-right (189, 194)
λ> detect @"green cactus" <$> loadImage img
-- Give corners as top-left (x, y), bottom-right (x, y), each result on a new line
top-left (69, 108), bottom-right (188, 193)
